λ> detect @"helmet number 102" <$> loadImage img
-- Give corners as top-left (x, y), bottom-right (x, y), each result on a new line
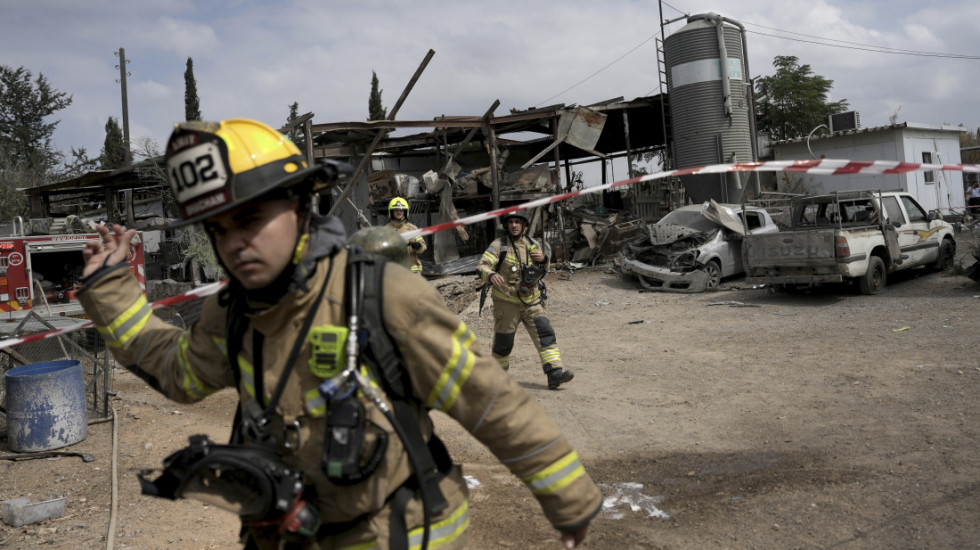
top-left (167, 143), bottom-right (228, 202)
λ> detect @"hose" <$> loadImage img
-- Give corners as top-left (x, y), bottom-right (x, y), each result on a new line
top-left (106, 402), bottom-right (119, 550)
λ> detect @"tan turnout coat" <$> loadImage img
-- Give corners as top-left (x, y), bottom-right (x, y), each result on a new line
top-left (78, 237), bottom-right (600, 549)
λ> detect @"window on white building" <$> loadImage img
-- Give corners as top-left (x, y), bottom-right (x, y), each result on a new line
top-left (921, 152), bottom-right (935, 184)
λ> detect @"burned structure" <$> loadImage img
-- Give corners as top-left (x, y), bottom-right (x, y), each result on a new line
top-left (303, 95), bottom-right (675, 274)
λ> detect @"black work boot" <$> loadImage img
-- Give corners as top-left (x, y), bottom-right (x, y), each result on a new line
top-left (546, 368), bottom-right (574, 390)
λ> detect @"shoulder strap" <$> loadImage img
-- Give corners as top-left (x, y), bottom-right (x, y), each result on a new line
top-left (346, 247), bottom-right (450, 517)
top-left (495, 237), bottom-right (508, 272)
top-left (347, 248), bottom-right (410, 399)
top-left (222, 285), bottom-right (248, 443)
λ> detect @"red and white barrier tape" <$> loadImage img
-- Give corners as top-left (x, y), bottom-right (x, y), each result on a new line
top-left (0, 281), bottom-right (226, 352)
top-left (403, 159), bottom-right (980, 240)
top-left (2, 159), bottom-right (977, 352)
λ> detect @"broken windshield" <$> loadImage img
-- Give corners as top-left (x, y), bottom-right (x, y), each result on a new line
top-left (658, 209), bottom-right (717, 233)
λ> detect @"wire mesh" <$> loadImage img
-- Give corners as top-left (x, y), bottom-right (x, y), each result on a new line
top-left (0, 313), bottom-right (115, 438)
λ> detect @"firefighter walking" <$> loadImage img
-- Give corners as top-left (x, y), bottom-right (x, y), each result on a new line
top-left (385, 197), bottom-right (426, 275)
top-left (77, 119), bottom-right (600, 549)
top-left (478, 210), bottom-right (574, 390)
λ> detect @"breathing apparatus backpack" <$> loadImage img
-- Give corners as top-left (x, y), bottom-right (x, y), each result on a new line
top-left (138, 247), bottom-right (451, 548)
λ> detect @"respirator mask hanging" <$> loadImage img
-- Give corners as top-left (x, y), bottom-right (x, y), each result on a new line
top-left (138, 433), bottom-right (320, 539)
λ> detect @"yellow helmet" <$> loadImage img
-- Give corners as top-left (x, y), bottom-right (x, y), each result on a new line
top-left (388, 197), bottom-right (409, 220)
top-left (348, 226), bottom-right (412, 269)
top-left (165, 119), bottom-right (348, 227)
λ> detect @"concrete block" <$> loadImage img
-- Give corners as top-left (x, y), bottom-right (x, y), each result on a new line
top-left (2, 496), bottom-right (66, 527)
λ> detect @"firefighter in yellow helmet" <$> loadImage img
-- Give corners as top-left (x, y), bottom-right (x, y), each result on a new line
top-left (385, 196), bottom-right (426, 275)
top-left (75, 119), bottom-right (601, 549)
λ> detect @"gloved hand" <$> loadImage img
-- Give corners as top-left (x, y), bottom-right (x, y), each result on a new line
top-left (410, 240), bottom-right (422, 251)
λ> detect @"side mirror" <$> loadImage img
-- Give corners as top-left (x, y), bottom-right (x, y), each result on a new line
top-left (927, 210), bottom-right (940, 221)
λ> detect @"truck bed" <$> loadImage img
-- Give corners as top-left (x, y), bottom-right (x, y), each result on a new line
top-left (743, 229), bottom-right (844, 284)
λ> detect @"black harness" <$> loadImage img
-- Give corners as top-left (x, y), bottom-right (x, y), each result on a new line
top-left (223, 248), bottom-right (450, 548)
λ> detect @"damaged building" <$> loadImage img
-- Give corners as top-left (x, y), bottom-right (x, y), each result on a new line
top-left (304, 95), bottom-right (678, 275)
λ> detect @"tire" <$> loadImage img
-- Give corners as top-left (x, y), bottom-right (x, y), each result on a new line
top-left (931, 239), bottom-right (954, 272)
top-left (701, 260), bottom-right (722, 289)
top-left (859, 256), bottom-right (887, 295)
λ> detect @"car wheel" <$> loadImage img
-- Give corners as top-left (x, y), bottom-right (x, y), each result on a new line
top-left (859, 255), bottom-right (887, 295)
top-left (931, 238), bottom-right (954, 272)
top-left (701, 260), bottom-right (722, 289)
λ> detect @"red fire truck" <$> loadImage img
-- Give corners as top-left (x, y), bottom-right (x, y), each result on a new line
top-left (0, 231), bottom-right (145, 319)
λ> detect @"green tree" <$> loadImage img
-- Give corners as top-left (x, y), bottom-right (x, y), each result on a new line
top-left (61, 146), bottom-right (97, 178)
top-left (100, 116), bottom-right (127, 170)
top-left (0, 65), bottom-right (74, 221)
top-left (0, 65), bottom-right (73, 175)
top-left (285, 101), bottom-right (302, 143)
top-left (368, 71), bottom-right (387, 121)
top-left (961, 126), bottom-right (980, 190)
top-left (961, 126), bottom-right (980, 164)
top-left (754, 56), bottom-right (848, 141)
top-left (184, 57), bottom-right (202, 121)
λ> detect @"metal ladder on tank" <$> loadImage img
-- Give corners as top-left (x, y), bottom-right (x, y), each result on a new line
top-left (655, 36), bottom-right (683, 213)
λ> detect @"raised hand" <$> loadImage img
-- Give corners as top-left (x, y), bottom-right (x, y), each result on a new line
top-left (81, 224), bottom-right (137, 278)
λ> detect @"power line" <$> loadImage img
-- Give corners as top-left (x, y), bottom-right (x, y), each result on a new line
top-left (747, 28), bottom-right (980, 60)
top-left (535, 4), bottom-right (977, 108)
top-left (742, 20), bottom-right (978, 59)
top-left (660, 1), bottom-right (686, 17)
top-left (534, 33), bottom-right (659, 107)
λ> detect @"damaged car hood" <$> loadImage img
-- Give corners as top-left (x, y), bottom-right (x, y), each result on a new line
top-left (702, 199), bottom-right (746, 235)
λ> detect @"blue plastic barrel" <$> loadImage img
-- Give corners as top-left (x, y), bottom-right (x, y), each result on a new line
top-left (4, 360), bottom-right (88, 452)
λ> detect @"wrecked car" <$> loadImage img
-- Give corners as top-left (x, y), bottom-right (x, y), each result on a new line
top-left (617, 201), bottom-right (779, 292)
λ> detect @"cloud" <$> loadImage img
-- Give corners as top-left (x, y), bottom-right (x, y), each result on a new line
top-left (2, 0), bottom-right (977, 171)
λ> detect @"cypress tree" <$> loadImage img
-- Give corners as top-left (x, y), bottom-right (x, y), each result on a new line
top-left (100, 116), bottom-right (127, 170)
top-left (184, 58), bottom-right (202, 121)
top-left (368, 71), bottom-right (387, 121)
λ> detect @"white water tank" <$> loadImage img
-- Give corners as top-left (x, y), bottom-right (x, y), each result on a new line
top-left (664, 13), bottom-right (756, 204)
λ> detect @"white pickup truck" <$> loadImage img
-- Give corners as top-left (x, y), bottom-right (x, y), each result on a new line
top-left (742, 190), bottom-right (956, 294)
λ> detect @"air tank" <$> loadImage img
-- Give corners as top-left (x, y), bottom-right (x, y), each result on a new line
top-left (664, 13), bottom-right (756, 204)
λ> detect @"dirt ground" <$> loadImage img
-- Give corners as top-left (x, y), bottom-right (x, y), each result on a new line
top-left (2, 233), bottom-right (979, 550)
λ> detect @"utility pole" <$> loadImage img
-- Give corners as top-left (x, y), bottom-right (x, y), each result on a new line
top-left (115, 47), bottom-right (132, 165)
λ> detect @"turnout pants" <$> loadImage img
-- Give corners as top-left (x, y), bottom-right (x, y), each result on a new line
top-left (491, 298), bottom-right (562, 373)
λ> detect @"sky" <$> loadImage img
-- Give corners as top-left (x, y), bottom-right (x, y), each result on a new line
top-left (2, 0), bottom-right (978, 180)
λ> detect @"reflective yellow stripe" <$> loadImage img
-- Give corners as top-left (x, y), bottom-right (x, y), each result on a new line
top-left (494, 355), bottom-right (509, 369)
top-left (426, 323), bottom-right (476, 412)
top-left (292, 232), bottom-right (310, 264)
top-left (177, 335), bottom-right (217, 400)
top-left (491, 287), bottom-right (542, 304)
top-left (539, 348), bottom-right (561, 364)
top-left (411, 265), bottom-right (423, 272)
top-left (211, 336), bottom-right (227, 356)
top-left (523, 452), bottom-right (586, 495)
top-left (237, 355), bottom-right (256, 399)
top-left (98, 295), bottom-right (152, 347)
top-left (408, 498), bottom-right (469, 549)
top-left (305, 387), bottom-right (326, 416)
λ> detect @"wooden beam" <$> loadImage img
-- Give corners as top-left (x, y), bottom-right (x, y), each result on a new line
top-left (327, 49), bottom-right (436, 216)
top-left (442, 100), bottom-right (500, 173)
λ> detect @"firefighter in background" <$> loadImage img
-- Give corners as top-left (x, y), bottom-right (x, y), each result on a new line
top-left (386, 197), bottom-right (426, 275)
top-left (478, 210), bottom-right (575, 390)
top-left (76, 119), bottom-right (600, 549)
